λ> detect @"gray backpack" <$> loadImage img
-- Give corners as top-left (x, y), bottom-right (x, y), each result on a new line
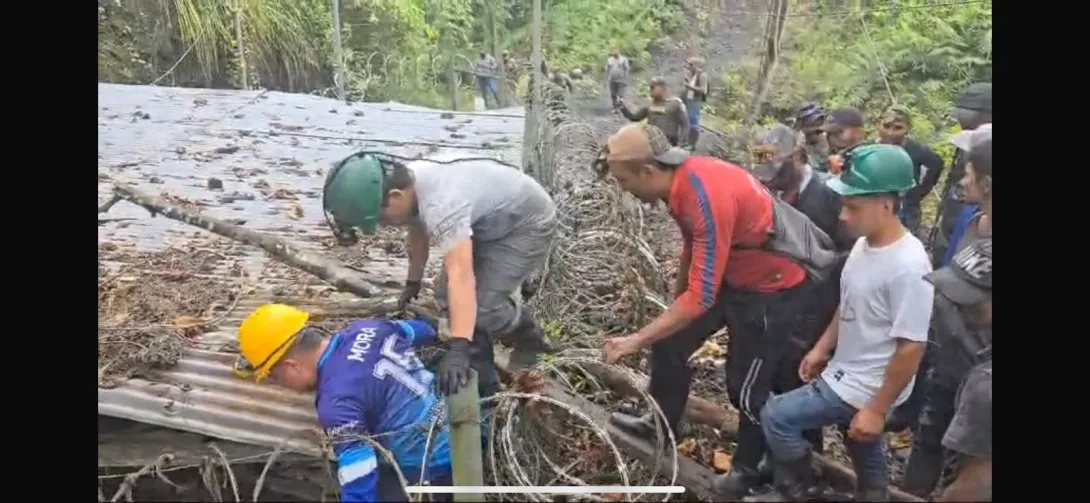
top-left (735, 189), bottom-right (839, 283)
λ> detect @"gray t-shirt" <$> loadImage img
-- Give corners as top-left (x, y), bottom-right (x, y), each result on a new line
top-left (823, 233), bottom-right (934, 409)
top-left (606, 56), bottom-right (629, 83)
top-left (407, 155), bottom-right (556, 256)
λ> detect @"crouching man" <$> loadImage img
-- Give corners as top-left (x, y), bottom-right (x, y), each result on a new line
top-left (760, 144), bottom-right (935, 501)
top-left (233, 305), bottom-right (454, 502)
top-left (321, 152), bottom-right (557, 401)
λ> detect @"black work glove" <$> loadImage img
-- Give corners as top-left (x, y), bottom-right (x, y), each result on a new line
top-left (397, 280), bottom-right (422, 311)
top-left (437, 339), bottom-right (473, 396)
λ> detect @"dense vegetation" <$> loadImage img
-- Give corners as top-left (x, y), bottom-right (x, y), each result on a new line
top-left (713, 1), bottom-right (992, 160)
top-left (98, 0), bottom-right (683, 108)
top-left (98, 0), bottom-right (991, 157)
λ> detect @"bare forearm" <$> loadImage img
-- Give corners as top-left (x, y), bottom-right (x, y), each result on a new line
top-left (867, 340), bottom-right (926, 414)
top-left (814, 308), bottom-right (840, 353)
top-left (446, 270), bottom-right (477, 341)
top-left (406, 224), bottom-right (430, 281)
top-left (635, 305), bottom-right (697, 347)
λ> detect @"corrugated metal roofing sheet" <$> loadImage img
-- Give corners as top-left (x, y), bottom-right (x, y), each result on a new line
top-left (96, 294), bottom-right (404, 458)
top-left (98, 84), bottom-right (521, 454)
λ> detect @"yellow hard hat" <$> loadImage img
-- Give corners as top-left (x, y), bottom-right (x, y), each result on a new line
top-left (233, 304), bottom-right (309, 382)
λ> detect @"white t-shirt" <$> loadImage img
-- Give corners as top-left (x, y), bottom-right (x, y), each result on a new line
top-left (822, 232), bottom-right (934, 409)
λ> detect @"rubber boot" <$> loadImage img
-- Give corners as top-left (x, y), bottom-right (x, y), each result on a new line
top-left (756, 453), bottom-right (774, 483)
top-left (714, 466), bottom-right (762, 500)
top-left (688, 129), bottom-right (700, 151)
top-left (503, 306), bottom-right (554, 373)
top-left (770, 452), bottom-right (822, 502)
top-left (608, 412), bottom-right (657, 440)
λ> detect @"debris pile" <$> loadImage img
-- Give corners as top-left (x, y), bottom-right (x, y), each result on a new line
top-left (98, 242), bottom-right (241, 388)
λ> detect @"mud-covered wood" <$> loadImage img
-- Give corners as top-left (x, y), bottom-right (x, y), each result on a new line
top-left (110, 183), bottom-right (386, 298)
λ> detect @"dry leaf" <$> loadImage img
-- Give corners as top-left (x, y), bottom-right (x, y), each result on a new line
top-left (889, 430), bottom-right (913, 450)
top-left (602, 494), bottom-right (623, 502)
top-left (689, 340), bottom-right (725, 363)
top-left (173, 316), bottom-right (204, 329)
top-left (712, 449), bottom-right (732, 473)
top-left (677, 438), bottom-right (697, 457)
top-left (287, 202), bottom-right (304, 220)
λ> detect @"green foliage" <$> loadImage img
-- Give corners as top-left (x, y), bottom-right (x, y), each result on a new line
top-left (98, 0), bottom-right (683, 107)
top-left (535, 0), bottom-right (683, 75)
top-left (715, 1), bottom-right (992, 149)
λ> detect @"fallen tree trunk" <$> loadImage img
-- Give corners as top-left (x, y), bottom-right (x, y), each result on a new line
top-left (109, 183), bottom-right (387, 298)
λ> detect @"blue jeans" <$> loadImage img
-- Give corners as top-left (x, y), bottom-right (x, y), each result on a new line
top-left (477, 77), bottom-right (499, 107)
top-left (761, 378), bottom-right (889, 490)
top-left (686, 100), bottom-right (703, 127)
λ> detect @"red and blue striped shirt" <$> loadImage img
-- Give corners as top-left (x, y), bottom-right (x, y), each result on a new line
top-left (668, 156), bottom-right (807, 315)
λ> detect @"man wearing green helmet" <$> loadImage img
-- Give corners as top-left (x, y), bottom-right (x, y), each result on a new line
top-left (322, 151), bottom-right (557, 399)
top-left (760, 144), bottom-right (935, 501)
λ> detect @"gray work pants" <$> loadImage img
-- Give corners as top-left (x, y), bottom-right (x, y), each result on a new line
top-left (433, 215), bottom-right (557, 397)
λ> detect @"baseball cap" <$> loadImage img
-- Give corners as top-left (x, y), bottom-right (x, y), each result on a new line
top-left (821, 107), bottom-right (865, 133)
top-left (796, 102), bottom-right (826, 124)
top-left (751, 123), bottom-right (798, 182)
top-left (955, 83), bottom-right (992, 112)
top-left (606, 124), bottom-right (690, 166)
top-left (925, 238), bottom-right (992, 305)
top-left (949, 123), bottom-right (991, 152)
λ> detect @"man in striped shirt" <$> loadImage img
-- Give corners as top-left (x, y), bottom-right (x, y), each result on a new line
top-left (600, 124), bottom-right (832, 498)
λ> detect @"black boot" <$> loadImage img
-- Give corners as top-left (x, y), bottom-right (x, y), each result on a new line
top-left (688, 129), bottom-right (700, 151)
top-left (714, 465), bottom-right (762, 499)
top-left (757, 453), bottom-right (774, 483)
top-left (771, 452), bottom-right (822, 501)
top-left (608, 412), bottom-right (657, 440)
top-left (503, 307), bottom-right (554, 373)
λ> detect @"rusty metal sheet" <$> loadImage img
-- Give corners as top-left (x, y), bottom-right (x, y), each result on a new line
top-left (97, 292), bottom-right (402, 457)
top-left (98, 83), bottom-right (525, 260)
top-left (98, 347), bottom-right (326, 457)
top-left (98, 84), bottom-right (511, 453)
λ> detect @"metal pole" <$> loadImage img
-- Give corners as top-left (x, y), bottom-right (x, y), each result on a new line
top-left (234, 0), bottom-right (248, 90)
top-left (445, 371), bottom-right (484, 502)
top-left (330, 0), bottom-right (347, 101)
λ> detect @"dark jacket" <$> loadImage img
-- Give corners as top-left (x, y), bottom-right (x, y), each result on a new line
top-left (795, 170), bottom-right (856, 252)
top-left (931, 148), bottom-right (968, 265)
top-left (901, 137), bottom-right (946, 205)
top-left (619, 97), bottom-right (691, 146)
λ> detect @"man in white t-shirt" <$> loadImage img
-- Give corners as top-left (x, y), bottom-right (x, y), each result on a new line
top-left (760, 144), bottom-right (934, 502)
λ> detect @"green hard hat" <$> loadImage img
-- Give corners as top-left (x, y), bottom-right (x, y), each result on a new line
top-left (825, 144), bottom-right (916, 196)
top-left (322, 153), bottom-right (385, 235)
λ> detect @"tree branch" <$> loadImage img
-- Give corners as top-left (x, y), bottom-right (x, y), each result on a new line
top-left (109, 183), bottom-right (386, 299)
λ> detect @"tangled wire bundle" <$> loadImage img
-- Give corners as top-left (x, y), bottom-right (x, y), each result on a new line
top-left (97, 243), bottom-right (241, 388)
top-left (526, 84), bottom-right (672, 344)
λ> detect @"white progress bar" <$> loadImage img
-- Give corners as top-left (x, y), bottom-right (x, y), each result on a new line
top-left (405, 486), bottom-right (685, 494)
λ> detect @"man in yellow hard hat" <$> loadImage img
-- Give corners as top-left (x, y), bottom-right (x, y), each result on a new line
top-left (234, 304), bottom-right (453, 502)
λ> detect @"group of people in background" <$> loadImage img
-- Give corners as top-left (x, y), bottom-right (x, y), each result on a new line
top-left (615, 53), bottom-right (709, 150)
top-left (600, 82), bottom-right (992, 501)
